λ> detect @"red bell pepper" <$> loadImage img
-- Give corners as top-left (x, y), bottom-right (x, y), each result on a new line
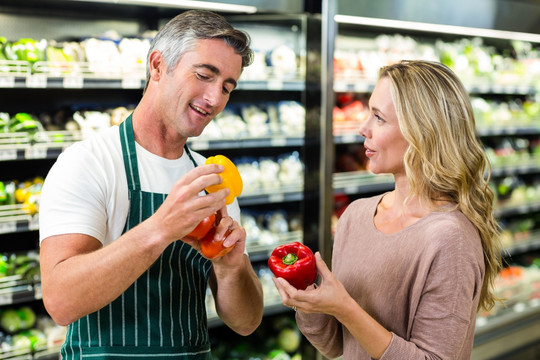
top-left (268, 242), bottom-right (317, 290)
top-left (186, 213), bottom-right (216, 241)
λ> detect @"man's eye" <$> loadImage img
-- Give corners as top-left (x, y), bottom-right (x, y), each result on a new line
top-left (196, 73), bottom-right (210, 80)
top-left (222, 86), bottom-right (232, 95)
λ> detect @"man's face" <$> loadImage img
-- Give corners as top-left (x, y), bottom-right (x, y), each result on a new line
top-left (155, 38), bottom-right (243, 138)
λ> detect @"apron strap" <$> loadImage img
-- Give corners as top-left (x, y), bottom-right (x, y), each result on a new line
top-left (120, 115), bottom-right (200, 191)
top-left (119, 114), bottom-right (141, 191)
top-left (184, 144), bottom-right (199, 168)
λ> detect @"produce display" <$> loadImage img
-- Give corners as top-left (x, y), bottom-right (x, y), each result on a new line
top-left (210, 314), bottom-right (303, 360)
top-left (240, 43), bottom-right (300, 81)
top-left (236, 152), bottom-right (304, 196)
top-left (0, 176), bottom-right (43, 215)
top-left (0, 310), bottom-right (66, 358)
top-left (268, 242), bottom-right (317, 290)
top-left (333, 34), bottom-right (540, 137)
top-left (478, 261), bottom-right (540, 323)
top-left (0, 33), bottom-right (151, 77)
top-left (242, 210), bottom-right (302, 248)
top-left (0, 251), bottom-right (40, 281)
top-left (0, 32), bottom-right (301, 83)
top-left (200, 101), bottom-right (305, 140)
top-left (335, 34), bottom-right (540, 87)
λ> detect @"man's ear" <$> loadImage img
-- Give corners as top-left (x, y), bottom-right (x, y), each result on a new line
top-left (148, 50), bottom-right (165, 81)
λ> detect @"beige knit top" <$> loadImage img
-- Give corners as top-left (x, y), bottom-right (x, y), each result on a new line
top-left (296, 194), bottom-right (485, 359)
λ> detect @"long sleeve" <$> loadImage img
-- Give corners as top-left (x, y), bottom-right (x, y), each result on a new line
top-left (310, 195), bottom-right (484, 360)
top-left (296, 311), bottom-right (343, 359)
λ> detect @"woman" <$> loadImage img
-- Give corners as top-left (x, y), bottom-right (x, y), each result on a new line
top-left (272, 60), bottom-right (502, 359)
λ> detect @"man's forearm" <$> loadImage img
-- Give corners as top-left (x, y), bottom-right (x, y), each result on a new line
top-left (211, 255), bottom-right (264, 335)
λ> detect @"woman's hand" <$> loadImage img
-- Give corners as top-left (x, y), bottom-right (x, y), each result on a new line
top-left (273, 252), bottom-right (351, 318)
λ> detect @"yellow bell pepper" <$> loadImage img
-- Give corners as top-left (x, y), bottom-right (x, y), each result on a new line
top-left (204, 155), bottom-right (243, 205)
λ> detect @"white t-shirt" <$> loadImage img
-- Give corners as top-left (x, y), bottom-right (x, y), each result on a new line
top-left (39, 125), bottom-right (241, 246)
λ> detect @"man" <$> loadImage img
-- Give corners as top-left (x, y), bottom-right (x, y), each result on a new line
top-left (39, 10), bottom-right (263, 359)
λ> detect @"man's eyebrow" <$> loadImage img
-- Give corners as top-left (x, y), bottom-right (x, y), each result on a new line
top-left (194, 63), bottom-right (238, 89)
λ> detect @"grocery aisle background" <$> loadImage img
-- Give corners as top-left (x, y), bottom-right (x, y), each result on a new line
top-left (0, 0), bottom-right (540, 359)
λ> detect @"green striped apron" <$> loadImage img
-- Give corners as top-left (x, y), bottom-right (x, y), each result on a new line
top-left (60, 114), bottom-right (213, 359)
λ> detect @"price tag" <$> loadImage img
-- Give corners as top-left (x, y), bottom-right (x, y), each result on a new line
top-left (34, 283), bottom-right (42, 300)
top-left (190, 141), bottom-right (209, 150)
top-left (26, 74), bottom-right (47, 88)
top-left (270, 137), bottom-right (287, 146)
top-left (0, 149), bottom-right (17, 161)
top-left (517, 85), bottom-right (530, 94)
top-left (122, 77), bottom-right (142, 89)
top-left (0, 221), bottom-right (16, 234)
top-left (268, 193), bottom-right (285, 202)
top-left (267, 79), bottom-right (283, 90)
top-left (492, 84), bottom-right (503, 94)
top-left (29, 214), bottom-right (39, 231)
top-left (0, 76), bottom-right (15, 88)
top-left (63, 75), bottom-right (84, 88)
top-left (344, 185), bottom-right (360, 194)
top-left (341, 134), bottom-right (357, 144)
top-left (354, 82), bottom-right (369, 92)
top-left (0, 293), bottom-right (13, 306)
top-left (477, 84), bottom-right (490, 93)
top-left (25, 146), bottom-right (47, 159)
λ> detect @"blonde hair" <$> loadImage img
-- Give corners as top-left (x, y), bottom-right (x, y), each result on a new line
top-left (379, 60), bottom-right (502, 312)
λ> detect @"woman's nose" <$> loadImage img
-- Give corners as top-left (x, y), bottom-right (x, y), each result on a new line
top-left (358, 118), bottom-right (370, 138)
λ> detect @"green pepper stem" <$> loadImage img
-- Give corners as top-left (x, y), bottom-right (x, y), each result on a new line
top-left (282, 253), bottom-right (298, 265)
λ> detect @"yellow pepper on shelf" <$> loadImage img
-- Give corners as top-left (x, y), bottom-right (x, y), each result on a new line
top-left (204, 155), bottom-right (243, 205)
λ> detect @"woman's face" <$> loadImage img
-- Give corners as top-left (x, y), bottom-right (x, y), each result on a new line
top-left (359, 77), bottom-right (409, 177)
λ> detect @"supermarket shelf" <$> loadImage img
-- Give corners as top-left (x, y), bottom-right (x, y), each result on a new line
top-left (334, 125), bottom-right (540, 145)
top-left (239, 186), bottom-right (304, 205)
top-left (207, 299), bottom-right (290, 329)
top-left (496, 200), bottom-right (540, 218)
top-left (0, 74), bottom-right (306, 92)
top-left (0, 207), bottom-right (38, 234)
top-left (0, 61), bottom-right (305, 91)
top-left (0, 132), bottom-right (304, 161)
top-left (247, 230), bottom-right (303, 262)
top-left (491, 156), bottom-right (540, 177)
top-left (333, 74), bottom-right (538, 96)
top-left (477, 125), bottom-right (540, 137)
top-left (473, 300), bottom-right (540, 359)
top-left (0, 275), bottom-right (41, 306)
top-left (188, 136), bottom-right (304, 150)
top-left (504, 234), bottom-right (540, 257)
top-left (0, 232), bottom-right (302, 308)
top-left (0, 192), bottom-right (304, 236)
top-left (334, 133), bottom-right (365, 144)
top-left (333, 171), bottom-right (394, 194)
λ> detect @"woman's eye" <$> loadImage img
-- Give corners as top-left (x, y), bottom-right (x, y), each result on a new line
top-left (375, 114), bottom-right (384, 122)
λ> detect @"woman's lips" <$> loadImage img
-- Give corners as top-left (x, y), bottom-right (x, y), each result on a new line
top-left (364, 145), bottom-right (375, 158)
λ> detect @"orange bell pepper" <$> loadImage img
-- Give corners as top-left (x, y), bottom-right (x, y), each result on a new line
top-left (204, 155), bottom-right (243, 205)
top-left (199, 227), bottom-right (234, 259)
